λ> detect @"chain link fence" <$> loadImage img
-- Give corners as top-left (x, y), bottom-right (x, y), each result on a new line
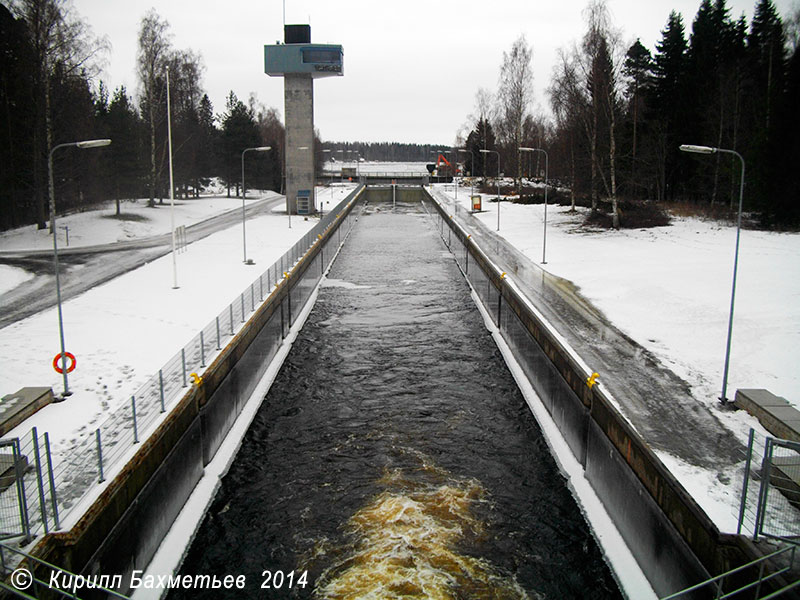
top-left (0, 185), bottom-right (364, 542)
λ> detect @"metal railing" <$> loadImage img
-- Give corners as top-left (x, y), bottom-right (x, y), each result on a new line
top-left (0, 540), bottom-right (130, 599)
top-left (0, 185), bottom-right (364, 542)
top-left (738, 429), bottom-right (800, 544)
top-left (659, 545), bottom-right (799, 599)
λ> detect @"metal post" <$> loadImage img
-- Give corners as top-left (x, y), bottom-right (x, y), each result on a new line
top-left (159, 369), bottom-right (166, 413)
top-left (240, 293), bottom-right (245, 323)
top-left (181, 348), bottom-right (187, 387)
top-left (251, 283), bottom-right (255, 312)
top-left (166, 66), bottom-right (178, 289)
top-left (200, 331), bottom-right (206, 367)
top-left (229, 304), bottom-right (234, 335)
top-left (720, 151), bottom-right (745, 403)
top-left (31, 428), bottom-right (49, 534)
top-left (737, 428), bottom-right (755, 535)
top-left (478, 150), bottom-right (501, 231)
top-left (542, 151), bottom-right (549, 264)
top-left (44, 432), bottom-right (60, 530)
top-left (259, 274), bottom-right (264, 301)
top-left (13, 439), bottom-right (31, 542)
top-left (131, 396), bottom-right (139, 444)
top-left (754, 438), bottom-right (774, 541)
top-left (216, 316), bottom-right (221, 350)
top-left (47, 141), bottom-right (110, 395)
top-left (96, 429), bottom-right (105, 483)
top-left (679, 145), bottom-right (745, 404)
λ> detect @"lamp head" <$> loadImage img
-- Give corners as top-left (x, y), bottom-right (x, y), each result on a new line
top-left (679, 144), bottom-right (716, 155)
top-left (76, 139), bottom-right (111, 149)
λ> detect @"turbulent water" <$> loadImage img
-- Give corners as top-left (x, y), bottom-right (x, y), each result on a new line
top-left (169, 199), bottom-right (622, 599)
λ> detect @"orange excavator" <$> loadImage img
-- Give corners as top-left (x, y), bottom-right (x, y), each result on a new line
top-left (426, 154), bottom-right (458, 178)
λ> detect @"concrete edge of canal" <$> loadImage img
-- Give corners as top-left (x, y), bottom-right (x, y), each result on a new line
top-left (14, 184), bottom-right (786, 599)
top-left (19, 186), bottom-right (366, 596)
top-left (421, 185), bottom-right (785, 599)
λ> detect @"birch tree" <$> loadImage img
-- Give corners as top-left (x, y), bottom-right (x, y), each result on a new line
top-left (137, 9), bottom-right (172, 206)
top-left (497, 35), bottom-right (533, 192)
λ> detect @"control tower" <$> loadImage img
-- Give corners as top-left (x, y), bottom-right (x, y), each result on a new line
top-left (264, 25), bottom-right (343, 216)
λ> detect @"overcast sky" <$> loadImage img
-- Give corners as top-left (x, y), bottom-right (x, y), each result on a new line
top-left (70, 0), bottom-right (797, 146)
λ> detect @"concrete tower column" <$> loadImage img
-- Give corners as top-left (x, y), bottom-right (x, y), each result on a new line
top-left (285, 74), bottom-right (315, 216)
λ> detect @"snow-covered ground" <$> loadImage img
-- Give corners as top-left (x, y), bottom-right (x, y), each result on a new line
top-left (435, 183), bottom-right (800, 408)
top-left (432, 181), bottom-right (800, 531)
top-left (0, 185), bottom-right (355, 445)
top-left (0, 177), bottom-right (797, 541)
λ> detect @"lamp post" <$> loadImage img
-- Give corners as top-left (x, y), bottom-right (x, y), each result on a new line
top-left (520, 147), bottom-right (549, 264)
top-left (450, 148), bottom-right (458, 202)
top-left (480, 149), bottom-right (501, 231)
top-left (457, 148), bottom-right (475, 208)
top-left (165, 65), bottom-right (179, 290)
top-left (48, 138), bottom-right (111, 397)
top-left (679, 144), bottom-right (746, 404)
top-left (241, 146), bottom-right (271, 265)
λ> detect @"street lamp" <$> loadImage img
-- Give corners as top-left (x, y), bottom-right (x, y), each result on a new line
top-left (480, 149), bottom-right (501, 231)
top-left (48, 138), bottom-right (111, 397)
top-left (457, 148), bottom-right (475, 207)
top-left (241, 146), bottom-right (271, 265)
top-left (680, 143), bottom-right (746, 404)
top-left (520, 147), bottom-right (549, 264)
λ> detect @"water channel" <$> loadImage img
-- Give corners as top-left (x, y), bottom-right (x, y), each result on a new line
top-left (168, 197), bottom-right (623, 599)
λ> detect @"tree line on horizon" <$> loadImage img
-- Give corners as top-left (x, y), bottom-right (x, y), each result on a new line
top-left (458, 0), bottom-right (800, 228)
top-left (2, 0), bottom-right (799, 233)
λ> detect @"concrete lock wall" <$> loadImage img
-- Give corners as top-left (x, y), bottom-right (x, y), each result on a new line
top-left (24, 183), bottom-right (768, 598)
top-left (27, 186), bottom-right (364, 593)
top-left (420, 186), bottom-right (768, 598)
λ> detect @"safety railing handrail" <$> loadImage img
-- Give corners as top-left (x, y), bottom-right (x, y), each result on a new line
top-left (0, 540), bottom-right (130, 599)
top-left (659, 545), bottom-right (798, 599)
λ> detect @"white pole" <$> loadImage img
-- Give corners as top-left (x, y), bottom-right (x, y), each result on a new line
top-left (167, 66), bottom-right (178, 289)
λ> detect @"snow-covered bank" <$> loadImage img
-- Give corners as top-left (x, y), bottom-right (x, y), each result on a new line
top-left (0, 186), bottom-right (355, 451)
top-left (436, 184), bottom-right (800, 409)
top-left (433, 182), bottom-right (800, 532)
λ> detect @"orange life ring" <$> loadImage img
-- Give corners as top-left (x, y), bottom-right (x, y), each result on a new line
top-left (53, 352), bottom-right (76, 374)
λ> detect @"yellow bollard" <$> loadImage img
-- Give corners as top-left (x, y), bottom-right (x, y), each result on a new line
top-left (190, 372), bottom-right (203, 386)
top-left (586, 372), bottom-right (600, 389)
